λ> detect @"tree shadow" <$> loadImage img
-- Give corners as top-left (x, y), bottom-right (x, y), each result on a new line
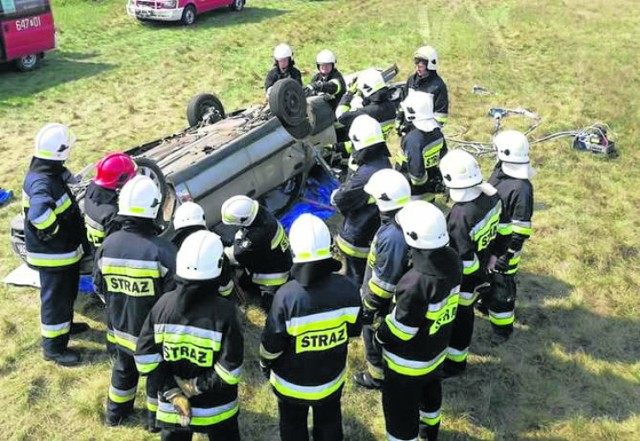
top-left (0, 51), bottom-right (114, 101)
top-left (442, 272), bottom-right (640, 439)
top-left (138, 6), bottom-right (289, 31)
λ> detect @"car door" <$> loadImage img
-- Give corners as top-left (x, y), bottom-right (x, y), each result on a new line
top-left (0, 0), bottom-right (55, 61)
top-left (197, 0), bottom-right (226, 13)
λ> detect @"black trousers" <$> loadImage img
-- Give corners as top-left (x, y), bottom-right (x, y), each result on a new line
top-left (486, 272), bottom-right (516, 336)
top-left (160, 414), bottom-right (240, 441)
top-left (444, 302), bottom-right (474, 372)
top-left (39, 264), bottom-right (79, 354)
top-left (362, 324), bottom-right (384, 380)
top-left (106, 349), bottom-right (158, 419)
top-left (382, 371), bottom-right (442, 441)
top-left (277, 392), bottom-right (343, 441)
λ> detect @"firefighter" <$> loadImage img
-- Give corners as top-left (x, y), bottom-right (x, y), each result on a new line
top-left (265, 43), bottom-right (303, 96)
top-left (352, 169), bottom-right (412, 390)
top-left (396, 91), bottom-right (447, 202)
top-left (438, 150), bottom-right (508, 377)
top-left (172, 201), bottom-right (234, 298)
top-left (335, 68), bottom-right (397, 156)
top-left (332, 114), bottom-right (392, 285)
top-left (220, 195), bottom-right (292, 310)
top-left (135, 230), bottom-right (244, 441)
top-left (375, 201), bottom-right (462, 441)
top-left (94, 175), bottom-right (177, 429)
top-left (397, 46), bottom-right (449, 135)
top-left (485, 130), bottom-right (535, 345)
top-left (23, 123), bottom-right (88, 367)
top-left (84, 152), bottom-right (137, 251)
top-left (305, 49), bottom-right (346, 111)
top-left (260, 214), bottom-right (362, 441)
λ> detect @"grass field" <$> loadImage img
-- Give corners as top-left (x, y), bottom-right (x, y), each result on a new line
top-left (1, 0), bottom-right (639, 439)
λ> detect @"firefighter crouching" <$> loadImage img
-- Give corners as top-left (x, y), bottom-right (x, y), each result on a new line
top-left (260, 214), bottom-right (362, 441)
top-left (135, 231), bottom-right (244, 441)
top-left (221, 195), bottom-right (292, 310)
top-left (486, 130), bottom-right (535, 345)
top-left (375, 201), bottom-right (462, 441)
top-left (172, 201), bottom-right (234, 298)
top-left (23, 123), bottom-right (88, 367)
top-left (353, 169), bottom-right (412, 390)
top-left (332, 114), bottom-right (392, 285)
top-left (94, 175), bottom-right (177, 429)
top-left (438, 150), bottom-right (508, 377)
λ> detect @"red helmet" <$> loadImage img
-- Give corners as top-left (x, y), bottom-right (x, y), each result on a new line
top-left (94, 153), bottom-right (137, 190)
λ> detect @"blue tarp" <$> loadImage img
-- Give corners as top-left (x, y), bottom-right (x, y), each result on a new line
top-left (0, 188), bottom-right (13, 207)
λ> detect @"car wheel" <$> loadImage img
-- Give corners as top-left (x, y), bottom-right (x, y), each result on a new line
top-left (181, 5), bottom-right (197, 25)
top-left (230, 0), bottom-right (245, 11)
top-left (15, 54), bottom-right (39, 72)
top-left (269, 78), bottom-right (307, 127)
top-left (186, 93), bottom-right (226, 127)
top-left (307, 97), bottom-right (336, 136)
top-left (134, 157), bottom-right (167, 204)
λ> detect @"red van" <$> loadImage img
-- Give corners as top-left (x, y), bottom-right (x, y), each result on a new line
top-left (127, 0), bottom-right (245, 26)
top-left (0, 0), bottom-right (56, 71)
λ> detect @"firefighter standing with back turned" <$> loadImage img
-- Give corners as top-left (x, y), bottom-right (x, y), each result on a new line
top-left (353, 169), bottom-right (412, 390)
top-left (438, 150), bottom-right (508, 377)
top-left (94, 175), bottom-right (177, 430)
top-left (23, 123), bottom-right (88, 367)
top-left (135, 230), bottom-right (244, 441)
top-left (485, 130), bottom-right (535, 345)
top-left (260, 214), bottom-right (362, 441)
top-left (376, 201), bottom-right (462, 441)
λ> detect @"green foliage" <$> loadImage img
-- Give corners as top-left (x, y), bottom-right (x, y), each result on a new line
top-left (1, 0), bottom-right (639, 439)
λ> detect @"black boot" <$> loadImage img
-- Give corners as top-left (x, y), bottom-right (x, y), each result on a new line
top-left (43, 349), bottom-right (81, 367)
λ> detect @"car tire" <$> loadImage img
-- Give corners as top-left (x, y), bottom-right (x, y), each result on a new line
top-left (181, 5), bottom-right (197, 25)
top-left (269, 78), bottom-right (307, 127)
top-left (186, 93), bottom-right (226, 127)
top-left (307, 97), bottom-right (335, 136)
top-left (134, 157), bottom-right (168, 205)
top-left (15, 54), bottom-right (40, 72)
top-left (229, 0), bottom-right (245, 11)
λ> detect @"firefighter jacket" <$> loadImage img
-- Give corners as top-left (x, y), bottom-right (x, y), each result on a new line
top-left (135, 279), bottom-right (243, 430)
top-left (446, 193), bottom-right (509, 307)
top-left (84, 181), bottom-right (122, 250)
top-left (172, 226), bottom-right (235, 297)
top-left (336, 88), bottom-right (397, 136)
top-left (404, 71), bottom-right (449, 125)
top-left (376, 246), bottom-right (462, 377)
top-left (260, 258), bottom-right (362, 403)
top-left (333, 145), bottom-right (392, 258)
top-left (94, 218), bottom-right (177, 355)
top-left (488, 164), bottom-right (534, 274)
top-left (396, 127), bottom-right (447, 199)
top-left (361, 212), bottom-right (410, 312)
top-left (232, 206), bottom-right (292, 287)
top-left (265, 65), bottom-right (303, 92)
top-left (310, 69), bottom-right (346, 110)
top-left (22, 158), bottom-right (85, 271)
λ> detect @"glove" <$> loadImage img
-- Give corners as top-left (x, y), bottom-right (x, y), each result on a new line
top-left (347, 78), bottom-right (358, 94)
top-left (259, 359), bottom-right (271, 380)
top-left (360, 307), bottom-right (375, 326)
top-left (394, 110), bottom-right (406, 136)
top-left (165, 389), bottom-right (191, 427)
top-left (372, 313), bottom-right (385, 330)
top-left (493, 254), bottom-right (512, 273)
top-left (303, 85), bottom-right (315, 97)
top-left (311, 81), bottom-right (324, 92)
top-left (175, 376), bottom-right (201, 398)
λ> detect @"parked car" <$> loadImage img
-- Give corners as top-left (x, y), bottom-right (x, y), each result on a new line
top-left (126, 0), bottom-right (245, 25)
top-left (9, 67), bottom-right (402, 271)
top-left (0, 0), bottom-right (56, 72)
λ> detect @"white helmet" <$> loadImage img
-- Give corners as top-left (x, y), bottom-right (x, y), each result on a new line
top-left (494, 130), bottom-right (535, 179)
top-left (414, 45), bottom-right (439, 71)
top-left (289, 213), bottom-right (332, 263)
top-left (401, 91), bottom-right (439, 132)
top-left (174, 201), bottom-right (206, 230)
top-left (221, 195), bottom-right (259, 227)
top-left (396, 201), bottom-right (449, 249)
top-left (348, 114), bottom-right (385, 151)
top-left (364, 169), bottom-right (411, 212)
top-left (274, 43), bottom-right (293, 61)
top-left (439, 149), bottom-right (483, 189)
top-left (118, 175), bottom-right (161, 219)
top-left (34, 123), bottom-right (76, 161)
top-left (316, 49), bottom-right (336, 65)
top-left (356, 69), bottom-right (386, 98)
top-left (176, 230), bottom-right (224, 281)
